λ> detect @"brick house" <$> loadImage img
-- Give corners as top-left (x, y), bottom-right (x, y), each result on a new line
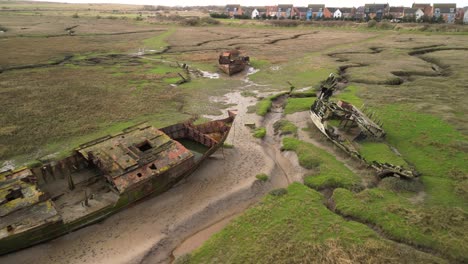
top-left (225, 4), bottom-right (243, 17)
top-left (389, 6), bottom-right (405, 19)
top-left (340, 8), bottom-right (356, 19)
top-left (266, 6), bottom-right (279, 18)
top-left (354, 6), bottom-right (366, 20)
top-left (295, 7), bottom-right (309, 20)
top-left (364, 3), bottom-right (389, 20)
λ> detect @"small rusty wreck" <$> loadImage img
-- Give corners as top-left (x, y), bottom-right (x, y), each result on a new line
top-left (0, 111), bottom-right (236, 255)
top-left (218, 50), bottom-right (249, 76)
top-left (310, 74), bottom-right (418, 179)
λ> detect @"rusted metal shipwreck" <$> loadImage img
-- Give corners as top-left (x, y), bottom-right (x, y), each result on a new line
top-left (218, 50), bottom-right (250, 76)
top-left (310, 74), bottom-right (418, 179)
top-left (0, 111), bottom-right (236, 255)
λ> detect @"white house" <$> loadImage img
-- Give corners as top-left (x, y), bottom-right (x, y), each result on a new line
top-left (251, 8), bottom-right (260, 19)
top-left (415, 8), bottom-right (424, 20)
top-left (333, 9), bottom-right (342, 18)
top-left (403, 7), bottom-right (424, 21)
top-left (464, 7), bottom-right (468, 24)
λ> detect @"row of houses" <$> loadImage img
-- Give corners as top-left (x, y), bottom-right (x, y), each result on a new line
top-left (224, 3), bottom-right (468, 23)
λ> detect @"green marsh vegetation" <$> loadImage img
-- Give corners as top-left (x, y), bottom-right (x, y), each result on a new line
top-left (184, 184), bottom-right (445, 263)
top-left (252, 127), bottom-right (266, 139)
top-left (273, 119), bottom-right (297, 136)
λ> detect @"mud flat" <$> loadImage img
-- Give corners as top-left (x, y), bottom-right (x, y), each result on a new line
top-left (0, 88), bottom-right (303, 264)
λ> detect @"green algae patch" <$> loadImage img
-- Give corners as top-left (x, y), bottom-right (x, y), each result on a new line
top-left (284, 97), bottom-right (312, 114)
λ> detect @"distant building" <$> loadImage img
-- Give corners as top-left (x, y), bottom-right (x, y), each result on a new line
top-left (251, 8), bottom-right (266, 19)
top-left (364, 3), bottom-right (389, 20)
top-left (308, 4), bottom-right (326, 19)
top-left (433, 3), bottom-right (457, 23)
top-left (327, 8), bottom-right (340, 18)
top-left (464, 7), bottom-right (468, 24)
top-left (340, 8), bottom-right (356, 19)
top-left (295, 7), bottom-right (309, 20)
top-left (277, 4), bottom-right (295, 19)
top-left (455, 8), bottom-right (465, 22)
top-left (225, 4), bottom-right (243, 17)
top-left (403, 8), bottom-right (424, 20)
top-left (389, 6), bottom-right (405, 19)
top-left (251, 9), bottom-right (259, 19)
top-left (266, 6), bottom-right (278, 18)
top-left (355, 6), bottom-right (366, 20)
top-left (412, 3), bottom-right (433, 16)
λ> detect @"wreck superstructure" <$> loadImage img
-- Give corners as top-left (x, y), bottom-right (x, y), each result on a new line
top-left (0, 111), bottom-right (236, 255)
top-left (310, 74), bottom-right (418, 179)
top-left (218, 50), bottom-right (250, 76)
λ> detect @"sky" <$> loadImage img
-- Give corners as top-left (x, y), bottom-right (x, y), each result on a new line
top-left (33, 0), bottom-right (468, 7)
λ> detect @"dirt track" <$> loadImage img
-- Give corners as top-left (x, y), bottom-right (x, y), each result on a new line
top-left (0, 74), bottom-right (304, 264)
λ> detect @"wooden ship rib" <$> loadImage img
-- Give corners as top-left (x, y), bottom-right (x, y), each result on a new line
top-left (310, 74), bottom-right (418, 179)
top-left (0, 111), bottom-right (236, 255)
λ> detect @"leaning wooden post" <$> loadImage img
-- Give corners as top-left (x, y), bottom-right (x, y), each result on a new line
top-left (67, 173), bottom-right (75, 191)
top-left (84, 190), bottom-right (89, 207)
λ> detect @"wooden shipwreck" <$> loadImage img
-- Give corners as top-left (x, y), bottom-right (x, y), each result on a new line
top-left (0, 111), bottom-right (236, 255)
top-left (310, 74), bottom-right (418, 179)
top-left (218, 50), bottom-right (249, 76)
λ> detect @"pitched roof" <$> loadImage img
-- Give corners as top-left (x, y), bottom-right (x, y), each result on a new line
top-left (327, 7), bottom-right (339, 13)
top-left (433, 3), bottom-right (457, 13)
top-left (340, 8), bottom-right (354, 13)
top-left (278, 4), bottom-right (293, 9)
top-left (412, 3), bottom-right (431, 8)
top-left (365, 3), bottom-right (389, 8)
top-left (390, 7), bottom-right (405, 13)
top-left (404, 8), bottom-right (419, 14)
top-left (225, 4), bottom-right (241, 12)
top-left (308, 4), bottom-right (325, 9)
top-left (296, 7), bottom-right (308, 12)
top-left (365, 3), bottom-right (389, 12)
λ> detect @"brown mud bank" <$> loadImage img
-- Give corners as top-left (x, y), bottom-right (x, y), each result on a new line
top-left (0, 88), bottom-right (304, 264)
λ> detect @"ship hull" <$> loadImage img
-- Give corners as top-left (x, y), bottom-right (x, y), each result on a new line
top-left (0, 112), bottom-right (236, 255)
top-left (218, 63), bottom-right (246, 76)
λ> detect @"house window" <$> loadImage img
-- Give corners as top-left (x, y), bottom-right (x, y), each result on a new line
top-left (137, 141), bottom-right (152, 152)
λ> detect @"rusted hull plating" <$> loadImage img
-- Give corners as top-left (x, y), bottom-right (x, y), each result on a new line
top-left (218, 63), bottom-right (246, 76)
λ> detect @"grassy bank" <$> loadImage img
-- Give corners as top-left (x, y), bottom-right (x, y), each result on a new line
top-left (282, 138), bottom-right (362, 190)
top-left (181, 183), bottom-right (444, 264)
top-left (333, 188), bottom-right (468, 262)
